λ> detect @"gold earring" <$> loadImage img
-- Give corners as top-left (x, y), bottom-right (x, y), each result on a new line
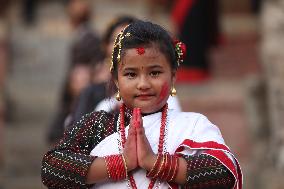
top-left (170, 87), bottom-right (177, 97)
top-left (115, 90), bottom-right (121, 101)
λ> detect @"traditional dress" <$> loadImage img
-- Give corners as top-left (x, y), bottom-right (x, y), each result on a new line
top-left (41, 105), bottom-right (242, 189)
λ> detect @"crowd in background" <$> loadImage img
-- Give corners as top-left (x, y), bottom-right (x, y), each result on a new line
top-left (0, 0), bottom-right (267, 188)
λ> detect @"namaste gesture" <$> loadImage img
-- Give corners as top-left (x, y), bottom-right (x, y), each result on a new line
top-left (124, 108), bottom-right (156, 171)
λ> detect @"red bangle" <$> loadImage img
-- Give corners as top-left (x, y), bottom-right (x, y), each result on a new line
top-left (169, 155), bottom-right (179, 182)
top-left (160, 153), bottom-right (169, 179)
top-left (161, 153), bottom-right (172, 180)
top-left (104, 154), bottom-right (127, 181)
top-left (146, 154), bottom-right (163, 178)
top-left (153, 154), bottom-right (166, 179)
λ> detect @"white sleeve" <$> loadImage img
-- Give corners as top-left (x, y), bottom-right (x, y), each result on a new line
top-left (191, 114), bottom-right (225, 145)
top-left (191, 115), bottom-right (237, 167)
top-left (177, 114), bottom-right (226, 156)
top-left (94, 97), bottom-right (118, 112)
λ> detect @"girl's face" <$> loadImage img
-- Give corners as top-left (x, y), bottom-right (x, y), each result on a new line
top-left (115, 46), bottom-right (175, 114)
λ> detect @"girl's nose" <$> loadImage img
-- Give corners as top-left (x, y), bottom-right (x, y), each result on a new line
top-left (137, 76), bottom-right (150, 90)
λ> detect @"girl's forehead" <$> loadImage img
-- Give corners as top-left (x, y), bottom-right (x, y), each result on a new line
top-left (124, 46), bottom-right (163, 58)
top-left (119, 47), bottom-right (170, 69)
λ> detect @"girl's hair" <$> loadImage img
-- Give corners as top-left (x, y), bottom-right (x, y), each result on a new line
top-left (111, 20), bottom-right (179, 78)
top-left (103, 16), bottom-right (137, 96)
top-left (103, 16), bottom-right (137, 48)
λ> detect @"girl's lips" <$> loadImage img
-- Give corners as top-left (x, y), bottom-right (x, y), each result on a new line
top-left (135, 94), bottom-right (154, 100)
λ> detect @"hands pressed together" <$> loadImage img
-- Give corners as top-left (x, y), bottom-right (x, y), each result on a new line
top-left (123, 108), bottom-right (156, 172)
top-left (87, 107), bottom-right (185, 184)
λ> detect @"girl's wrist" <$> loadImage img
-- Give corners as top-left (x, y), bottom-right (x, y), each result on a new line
top-left (123, 153), bottom-right (135, 171)
top-left (143, 154), bottom-right (157, 171)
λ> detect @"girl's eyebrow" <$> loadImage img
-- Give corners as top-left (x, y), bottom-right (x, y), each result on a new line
top-left (123, 64), bottom-right (163, 70)
top-left (148, 65), bottom-right (163, 69)
top-left (123, 67), bottom-right (137, 71)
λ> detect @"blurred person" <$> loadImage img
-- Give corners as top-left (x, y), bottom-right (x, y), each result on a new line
top-left (67, 0), bottom-right (102, 67)
top-left (70, 62), bottom-right (109, 124)
top-left (0, 1), bottom-right (11, 169)
top-left (47, 64), bottom-right (92, 144)
top-left (171, 0), bottom-right (220, 83)
top-left (0, 32), bottom-right (7, 167)
top-left (70, 16), bottom-right (137, 125)
top-left (251, 0), bottom-right (262, 14)
top-left (22, 0), bottom-right (38, 25)
top-left (145, 0), bottom-right (173, 17)
top-left (47, 0), bottom-right (103, 145)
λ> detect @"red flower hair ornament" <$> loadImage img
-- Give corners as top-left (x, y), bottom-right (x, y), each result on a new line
top-left (173, 39), bottom-right (186, 67)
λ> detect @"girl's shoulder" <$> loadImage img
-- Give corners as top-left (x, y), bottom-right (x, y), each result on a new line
top-left (72, 110), bottom-right (117, 129)
top-left (168, 110), bottom-right (217, 131)
top-left (168, 110), bottom-right (224, 144)
top-left (66, 110), bottom-right (117, 142)
top-left (168, 109), bottom-right (206, 122)
top-left (89, 109), bottom-right (115, 118)
top-left (88, 110), bottom-right (117, 123)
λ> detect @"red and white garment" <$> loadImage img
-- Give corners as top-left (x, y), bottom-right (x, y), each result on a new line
top-left (90, 109), bottom-right (242, 189)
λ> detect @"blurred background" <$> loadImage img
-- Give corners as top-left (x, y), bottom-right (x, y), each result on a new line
top-left (0, 0), bottom-right (283, 188)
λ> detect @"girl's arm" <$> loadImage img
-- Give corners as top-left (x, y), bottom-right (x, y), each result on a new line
top-left (144, 153), bottom-right (235, 188)
top-left (177, 154), bottom-right (235, 188)
top-left (41, 111), bottom-right (116, 188)
top-left (174, 114), bottom-right (238, 188)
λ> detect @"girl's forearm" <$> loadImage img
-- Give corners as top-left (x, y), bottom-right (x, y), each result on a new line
top-left (86, 157), bottom-right (109, 184)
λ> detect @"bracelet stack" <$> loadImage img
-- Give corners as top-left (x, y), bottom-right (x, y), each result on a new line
top-left (104, 154), bottom-right (128, 181)
top-left (146, 153), bottom-right (179, 182)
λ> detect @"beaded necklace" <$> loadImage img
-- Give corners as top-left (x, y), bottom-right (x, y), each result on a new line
top-left (119, 103), bottom-right (168, 189)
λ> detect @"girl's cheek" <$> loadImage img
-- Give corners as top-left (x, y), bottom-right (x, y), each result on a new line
top-left (157, 82), bottom-right (169, 105)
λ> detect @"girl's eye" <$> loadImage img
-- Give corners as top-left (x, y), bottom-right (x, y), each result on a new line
top-left (150, 71), bottom-right (162, 77)
top-left (124, 72), bottom-right (136, 79)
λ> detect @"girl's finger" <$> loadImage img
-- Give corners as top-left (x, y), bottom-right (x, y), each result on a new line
top-left (135, 108), bottom-right (141, 128)
top-left (130, 108), bottom-right (137, 128)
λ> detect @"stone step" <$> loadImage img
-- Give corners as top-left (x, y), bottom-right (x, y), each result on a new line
top-left (211, 34), bottom-right (260, 79)
top-left (176, 79), bottom-right (250, 163)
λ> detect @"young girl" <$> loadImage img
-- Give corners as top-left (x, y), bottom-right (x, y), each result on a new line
top-left (41, 20), bottom-right (242, 189)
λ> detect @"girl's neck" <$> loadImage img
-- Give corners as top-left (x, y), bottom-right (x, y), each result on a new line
top-left (123, 104), bottom-right (165, 117)
top-left (141, 108), bottom-right (163, 116)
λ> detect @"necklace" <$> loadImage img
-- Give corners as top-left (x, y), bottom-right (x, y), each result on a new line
top-left (119, 103), bottom-right (168, 189)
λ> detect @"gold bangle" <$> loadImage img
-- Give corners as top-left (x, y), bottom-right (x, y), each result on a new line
top-left (160, 153), bottom-right (168, 179)
top-left (153, 154), bottom-right (165, 179)
top-left (147, 154), bottom-right (161, 177)
top-left (121, 154), bottom-right (128, 179)
top-left (169, 156), bottom-right (179, 182)
top-left (164, 153), bottom-right (172, 180)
